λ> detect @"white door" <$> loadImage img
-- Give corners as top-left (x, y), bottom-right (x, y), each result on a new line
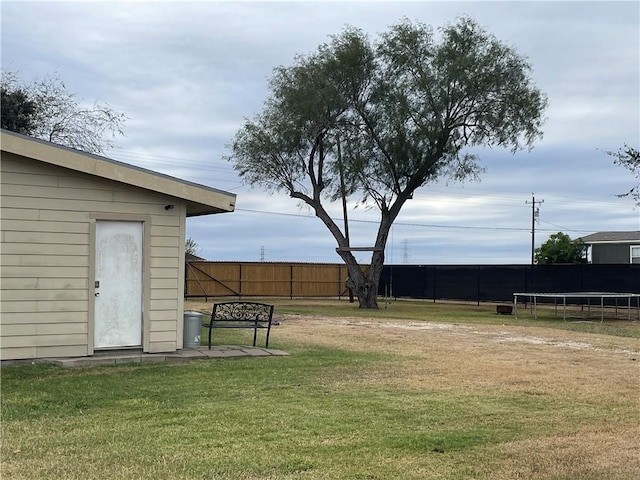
top-left (94, 221), bottom-right (143, 348)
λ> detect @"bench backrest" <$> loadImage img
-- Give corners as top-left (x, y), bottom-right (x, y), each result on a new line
top-left (211, 302), bottom-right (274, 323)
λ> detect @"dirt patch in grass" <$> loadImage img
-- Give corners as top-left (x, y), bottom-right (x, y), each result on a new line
top-left (186, 300), bottom-right (640, 478)
top-left (263, 312), bottom-right (638, 397)
top-left (189, 299), bottom-right (639, 397)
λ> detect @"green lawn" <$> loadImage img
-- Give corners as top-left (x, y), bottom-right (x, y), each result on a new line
top-left (2, 299), bottom-right (638, 479)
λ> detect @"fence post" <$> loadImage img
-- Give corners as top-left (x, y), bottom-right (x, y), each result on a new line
top-left (433, 266), bottom-right (437, 303)
top-left (477, 266), bottom-right (481, 306)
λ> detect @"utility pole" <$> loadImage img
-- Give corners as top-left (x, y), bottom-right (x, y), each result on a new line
top-left (402, 239), bottom-right (409, 264)
top-left (525, 194), bottom-right (544, 264)
top-left (259, 246), bottom-right (265, 262)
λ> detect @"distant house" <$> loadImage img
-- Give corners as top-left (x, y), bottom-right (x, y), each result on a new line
top-left (579, 231), bottom-right (640, 264)
top-left (1, 130), bottom-right (236, 361)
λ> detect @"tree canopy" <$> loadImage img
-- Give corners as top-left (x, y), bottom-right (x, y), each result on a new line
top-left (534, 232), bottom-right (587, 264)
top-left (1, 84), bottom-right (38, 135)
top-left (1, 70), bottom-right (126, 154)
top-left (228, 17), bottom-right (547, 308)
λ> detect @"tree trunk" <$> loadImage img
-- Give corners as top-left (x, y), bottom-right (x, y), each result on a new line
top-left (336, 198), bottom-right (407, 309)
top-left (343, 249), bottom-right (385, 309)
top-left (302, 185), bottom-right (409, 309)
top-left (344, 263), bottom-right (376, 309)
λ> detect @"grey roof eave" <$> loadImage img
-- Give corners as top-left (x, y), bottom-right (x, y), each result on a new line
top-left (579, 231), bottom-right (640, 244)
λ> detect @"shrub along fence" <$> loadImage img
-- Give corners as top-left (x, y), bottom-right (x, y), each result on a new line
top-left (185, 261), bottom-right (639, 304)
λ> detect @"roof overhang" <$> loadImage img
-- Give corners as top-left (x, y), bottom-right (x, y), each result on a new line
top-left (0, 130), bottom-right (236, 217)
top-left (579, 231), bottom-right (640, 245)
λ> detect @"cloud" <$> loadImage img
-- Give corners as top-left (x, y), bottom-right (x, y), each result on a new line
top-left (2, 1), bottom-right (639, 265)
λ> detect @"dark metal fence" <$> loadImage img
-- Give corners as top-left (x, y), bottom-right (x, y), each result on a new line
top-left (379, 264), bottom-right (640, 304)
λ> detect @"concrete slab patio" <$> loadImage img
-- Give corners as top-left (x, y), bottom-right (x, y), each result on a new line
top-left (2, 346), bottom-right (289, 368)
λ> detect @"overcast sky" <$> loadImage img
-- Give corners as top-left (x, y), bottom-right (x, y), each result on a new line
top-left (2, 1), bottom-right (639, 264)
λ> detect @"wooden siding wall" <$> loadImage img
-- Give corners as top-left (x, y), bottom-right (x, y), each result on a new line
top-left (185, 261), bottom-right (356, 298)
top-left (1, 153), bottom-right (185, 360)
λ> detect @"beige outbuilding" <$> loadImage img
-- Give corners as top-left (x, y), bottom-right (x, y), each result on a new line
top-left (1, 129), bottom-right (236, 361)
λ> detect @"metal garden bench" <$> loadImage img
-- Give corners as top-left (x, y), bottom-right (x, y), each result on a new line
top-left (202, 302), bottom-right (275, 349)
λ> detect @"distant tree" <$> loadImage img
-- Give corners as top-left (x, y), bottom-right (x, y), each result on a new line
top-left (1, 70), bottom-right (126, 154)
top-left (1, 83), bottom-right (38, 134)
top-left (607, 144), bottom-right (640, 205)
top-left (228, 17), bottom-right (547, 308)
top-left (185, 237), bottom-right (200, 257)
top-left (535, 232), bottom-right (587, 264)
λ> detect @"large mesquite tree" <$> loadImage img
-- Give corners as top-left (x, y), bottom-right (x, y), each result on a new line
top-left (228, 17), bottom-right (547, 308)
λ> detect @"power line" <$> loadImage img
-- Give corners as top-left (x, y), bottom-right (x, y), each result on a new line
top-left (106, 148), bottom-right (632, 209)
top-left (107, 149), bottom-right (630, 238)
top-left (235, 207), bottom-right (590, 234)
top-left (538, 219), bottom-right (584, 233)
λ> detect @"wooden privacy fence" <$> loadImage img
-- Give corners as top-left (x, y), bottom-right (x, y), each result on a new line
top-left (185, 261), bottom-right (358, 298)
